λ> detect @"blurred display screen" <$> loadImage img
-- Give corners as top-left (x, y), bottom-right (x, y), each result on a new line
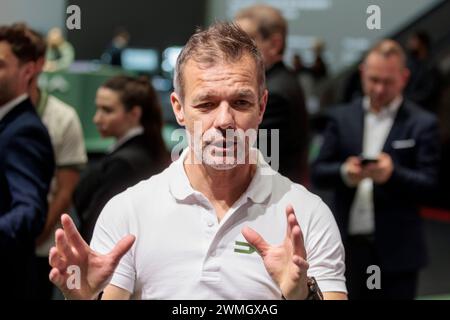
top-left (121, 48), bottom-right (159, 73)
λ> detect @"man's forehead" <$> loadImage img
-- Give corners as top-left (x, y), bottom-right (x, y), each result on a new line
top-left (0, 41), bottom-right (19, 65)
top-left (184, 53), bottom-right (257, 71)
top-left (183, 57), bottom-right (259, 94)
top-left (0, 41), bottom-right (13, 56)
top-left (365, 53), bottom-right (404, 69)
top-left (236, 18), bottom-right (259, 39)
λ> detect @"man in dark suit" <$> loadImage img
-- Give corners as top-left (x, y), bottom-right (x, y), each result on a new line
top-left (0, 25), bottom-right (54, 299)
top-left (236, 5), bottom-right (309, 184)
top-left (312, 40), bottom-right (440, 299)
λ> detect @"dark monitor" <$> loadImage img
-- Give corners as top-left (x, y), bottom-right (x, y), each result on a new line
top-left (121, 48), bottom-right (159, 74)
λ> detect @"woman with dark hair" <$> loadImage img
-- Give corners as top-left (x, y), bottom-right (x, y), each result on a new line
top-left (74, 75), bottom-right (169, 242)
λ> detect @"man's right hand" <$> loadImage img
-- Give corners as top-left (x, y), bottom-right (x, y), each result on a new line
top-left (48, 214), bottom-right (135, 300)
top-left (342, 156), bottom-right (365, 187)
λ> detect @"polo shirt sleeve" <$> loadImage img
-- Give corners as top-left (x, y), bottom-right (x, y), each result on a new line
top-left (305, 199), bottom-right (347, 294)
top-left (90, 192), bottom-right (137, 295)
top-left (53, 108), bottom-right (87, 168)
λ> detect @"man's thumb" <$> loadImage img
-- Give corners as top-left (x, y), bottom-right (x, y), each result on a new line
top-left (242, 227), bottom-right (268, 256)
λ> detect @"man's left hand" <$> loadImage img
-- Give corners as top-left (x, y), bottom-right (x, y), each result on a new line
top-left (364, 152), bottom-right (394, 184)
top-left (242, 205), bottom-right (309, 300)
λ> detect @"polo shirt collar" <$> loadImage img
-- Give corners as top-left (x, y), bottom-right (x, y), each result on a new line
top-left (168, 148), bottom-right (196, 201)
top-left (168, 148), bottom-right (273, 204)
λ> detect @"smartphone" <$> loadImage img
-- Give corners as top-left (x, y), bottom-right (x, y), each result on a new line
top-left (360, 157), bottom-right (379, 166)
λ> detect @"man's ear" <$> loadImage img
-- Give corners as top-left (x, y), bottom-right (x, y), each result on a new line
top-left (22, 61), bottom-right (36, 84)
top-left (34, 57), bottom-right (46, 75)
top-left (402, 67), bottom-right (411, 87)
top-left (170, 92), bottom-right (185, 126)
top-left (258, 89), bottom-right (268, 124)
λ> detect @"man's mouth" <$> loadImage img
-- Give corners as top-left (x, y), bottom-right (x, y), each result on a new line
top-left (209, 140), bottom-right (237, 149)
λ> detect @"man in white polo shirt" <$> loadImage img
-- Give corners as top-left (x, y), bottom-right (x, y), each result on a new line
top-left (48, 22), bottom-right (347, 300)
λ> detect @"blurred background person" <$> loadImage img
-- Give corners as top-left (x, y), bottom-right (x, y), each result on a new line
top-left (73, 75), bottom-right (170, 242)
top-left (16, 24), bottom-right (88, 300)
top-left (0, 24), bottom-right (54, 299)
top-left (101, 28), bottom-right (130, 67)
top-left (44, 27), bottom-right (75, 72)
top-left (293, 40), bottom-right (328, 82)
top-left (312, 40), bottom-right (440, 299)
top-left (292, 39), bottom-right (329, 116)
top-left (404, 30), bottom-right (442, 113)
top-left (235, 4), bottom-right (309, 185)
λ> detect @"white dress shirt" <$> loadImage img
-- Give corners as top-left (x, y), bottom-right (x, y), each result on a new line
top-left (346, 96), bottom-right (402, 235)
top-left (0, 94), bottom-right (28, 121)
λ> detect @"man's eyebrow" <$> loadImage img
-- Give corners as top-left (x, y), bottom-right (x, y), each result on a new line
top-left (192, 92), bottom-right (217, 105)
top-left (234, 89), bottom-right (256, 99)
top-left (191, 89), bottom-right (257, 104)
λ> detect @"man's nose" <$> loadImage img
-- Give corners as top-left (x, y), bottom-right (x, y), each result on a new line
top-left (374, 82), bottom-right (386, 95)
top-left (214, 102), bottom-right (235, 130)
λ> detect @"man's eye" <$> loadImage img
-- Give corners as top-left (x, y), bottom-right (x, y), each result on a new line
top-left (197, 102), bottom-right (215, 109)
top-left (234, 100), bottom-right (250, 108)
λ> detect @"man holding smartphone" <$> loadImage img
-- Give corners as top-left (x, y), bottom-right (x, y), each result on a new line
top-left (312, 40), bottom-right (440, 299)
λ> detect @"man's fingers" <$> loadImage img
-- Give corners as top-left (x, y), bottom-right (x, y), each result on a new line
top-left (49, 247), bottom-right (68, 271)
top-left (291, 225), bottom-right (307, 260)
top-left (109, 235), bottom-right (136, 265)
top-left (241, 226), bottom-right (269, 256)
top-left (285, 205), bottom-right (295, 236)
top-left (61, 214), bottom-right (88, 252)
top-left (284, 205), bottom-right (307, 258)
top-left (292, 255), bottom-right (309, 271)
top-left (285, 205), bottom-right (299, 237)
top-left (49, 267), bottom-right (65, 287)
top-left (55, 228), bottom-right (73, 260)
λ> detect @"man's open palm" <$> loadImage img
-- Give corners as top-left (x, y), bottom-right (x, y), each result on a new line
top-left (49, 214), bottom-right (135, 300)
top-left (242, 205), bottom-right (309, 300)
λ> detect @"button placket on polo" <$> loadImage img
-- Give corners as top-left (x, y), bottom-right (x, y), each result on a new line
top-left (199, 203), bottom-right (222, 280)
top-left (196, 195), bottom-right (219, 260)
top-left (197, 190), bottom-right (252, 281)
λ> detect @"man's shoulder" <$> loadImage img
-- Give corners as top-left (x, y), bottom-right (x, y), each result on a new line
top-left (325, 99), bottom-right (361, 118)
top-left (266, 63), bottom-right (302, 93)
top-left (402, 99), bottom-right (438, 126)
top-left (44, 95), bottom-right (80, 123)
top-left (270, 171), bottom-right (323, 210)
top-left (2, 101), bottom-right (48, 140)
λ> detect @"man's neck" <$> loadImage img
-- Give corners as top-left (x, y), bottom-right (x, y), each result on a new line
top-left (367, 95), bottom-right (402, 114)
top-left (184, 151), bottom-right (256, 219)
top-left (370, 103), bottom-right (383, 113)
top-left (30, 83), bottom-right (40, 107)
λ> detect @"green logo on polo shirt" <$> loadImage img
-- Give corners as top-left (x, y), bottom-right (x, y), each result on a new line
top-left (234, 241), bottom-right (256, 254)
